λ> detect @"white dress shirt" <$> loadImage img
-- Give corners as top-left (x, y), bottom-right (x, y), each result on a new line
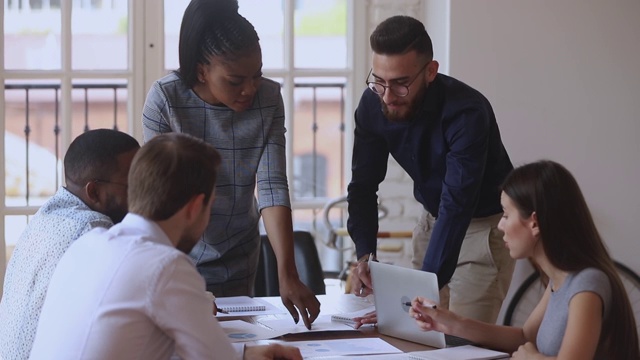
top-left (30, 213), bottom-right (242, 360)
top-left (0, 187), bottom-right (113, 360)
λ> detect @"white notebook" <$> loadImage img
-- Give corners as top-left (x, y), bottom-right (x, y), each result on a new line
top-left (330, 305), bottom-right (376, 326)
top-left (408, 345), bottom-right (509, 360)
top-left (215, 296), bottom-right (266, 312)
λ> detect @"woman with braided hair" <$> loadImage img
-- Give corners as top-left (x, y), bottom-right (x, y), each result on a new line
top-left (142, 0), bottom-right (320, 330)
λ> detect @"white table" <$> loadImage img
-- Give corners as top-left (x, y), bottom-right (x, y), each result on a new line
top-left (219, 293), bottom-right (435, 353)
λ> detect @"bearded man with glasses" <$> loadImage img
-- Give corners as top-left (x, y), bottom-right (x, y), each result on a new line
top-left (348, 15), bottom-right (515, 326)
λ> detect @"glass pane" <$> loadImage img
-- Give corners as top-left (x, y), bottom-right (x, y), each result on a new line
top-left (164, 0), bottom-right (284, 72)
top-left (292, 208), bottom-right (318, 234)
top-left (292, 208), bottom-right (344, 274)
top-left (294, 0), bottom-right (346, 69)
top-left (291, 77), bottom-right (346, 200)
top-left (72, 0), bottom-right (128, 70)
top-left (4, 0), bottom-right (62, 70)
top-left (240, 0), bottom-right (283, 70)
top-left (5, 80), bottom-right (63, 207)
top-left (4, 216), bottom-right (30, 264)
top-left (164, 0), bottom-right (189, 71)
top-left (70, 79), bottom-right (129, 138)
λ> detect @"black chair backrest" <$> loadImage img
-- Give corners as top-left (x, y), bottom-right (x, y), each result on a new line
top-left (254, 231), bottom-right (326, 297)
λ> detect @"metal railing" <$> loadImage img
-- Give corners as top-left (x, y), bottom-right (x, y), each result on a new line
top-left (4, 82), bottom-right (127, 205)
top-left (3, 81), bottom-right (346, 205)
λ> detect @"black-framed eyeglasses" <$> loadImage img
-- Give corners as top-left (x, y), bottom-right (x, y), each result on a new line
top-left (366, 61), bottom-right (430, 97)
top-left (93, 179), bottom-right (128, 188)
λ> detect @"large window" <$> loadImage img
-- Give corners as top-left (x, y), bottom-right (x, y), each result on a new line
top-left (1, 0), bottom-right (359, 293)
top-left (1, 0), bottom-right (138, 296)
top-left (164, 0), bottom-right (355, 271)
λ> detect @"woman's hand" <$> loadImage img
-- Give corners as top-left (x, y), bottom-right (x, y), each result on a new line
top-left (511, 342), bottom-right (541, 359)
top-left (408, 296), bottom-right (459, 334)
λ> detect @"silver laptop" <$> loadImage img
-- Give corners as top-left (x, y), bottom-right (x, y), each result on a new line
top-left (370, 260), bottom-right (447, 348)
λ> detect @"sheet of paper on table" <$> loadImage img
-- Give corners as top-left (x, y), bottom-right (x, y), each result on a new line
top-left (266, 337), bottom-right (402, 358)
top-left (258, 314), bottom-right (361, 333)
top-left (407, 345), bottom-right (510, 360)
top-left (218, 319), bottom-right (288, 342)
top-left (308, 355), bottom-right (413, 360)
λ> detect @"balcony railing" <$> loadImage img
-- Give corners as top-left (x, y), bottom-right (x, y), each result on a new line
top-left (3, 80), bottom-right (349, 276)
top-left (3, 81), bottom-right (346, 207)
top-left (4, 82), bottom-right (127, 206)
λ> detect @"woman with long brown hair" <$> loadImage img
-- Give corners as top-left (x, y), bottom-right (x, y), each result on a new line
top-left (410, 160), bottom-right (639, 359)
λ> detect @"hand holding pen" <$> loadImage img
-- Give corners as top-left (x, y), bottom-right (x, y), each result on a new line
top-left (404, 301), bottom-right (437, 309)
top-left (408, 296), bottom-right (457, 335)
top-left (206, 291), bottom-right (229, 315)
top-left (352, 253), bottom-right (374, 297)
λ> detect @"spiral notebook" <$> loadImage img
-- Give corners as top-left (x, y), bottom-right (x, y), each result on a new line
top-left (214, 296), bottom-right (286, 317)
top-left (330, 305), bottom-right (376, 326)
top-left (216, 296), bottom-right (266, 312)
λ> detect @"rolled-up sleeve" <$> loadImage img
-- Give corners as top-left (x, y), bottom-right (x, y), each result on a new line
top-left (257, 91), bottom-right (291, 210)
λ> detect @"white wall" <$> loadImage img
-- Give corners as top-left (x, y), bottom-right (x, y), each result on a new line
top-left (445, 0), bottom-right (640, 275)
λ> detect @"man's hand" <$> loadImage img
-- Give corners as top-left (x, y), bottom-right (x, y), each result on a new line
top-left (244, 344), bottom-right (302, 360)
top-left (350, 254), bottom-right (374, 297)
top-left (279, 276), bottom-right (321, 330)
top-left (352, 310), bottom-right (377, 329)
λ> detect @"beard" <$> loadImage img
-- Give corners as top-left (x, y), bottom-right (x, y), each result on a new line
top-left (380, 84), bottom-right (428, 123)
top-left (103, 198), bottom-right (128, 224)
top-left (176, 232), bottom-right (201, 254)
top-left (176, 226), bottom-right (203, 255)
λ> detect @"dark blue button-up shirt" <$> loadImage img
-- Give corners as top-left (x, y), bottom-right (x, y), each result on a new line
top-left (347, 74), bottom-right (513, 288)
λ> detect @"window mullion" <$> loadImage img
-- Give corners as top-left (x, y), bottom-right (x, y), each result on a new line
top-left (0, 0), bottom-right (7, 296)
top-left (60, 0), bottom-right (73, 167)
top-left (283, 0), bottom-right (296, 203)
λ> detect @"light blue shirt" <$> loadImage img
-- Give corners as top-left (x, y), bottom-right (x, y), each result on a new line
top-left (0, 187), bottom-right (113, 360)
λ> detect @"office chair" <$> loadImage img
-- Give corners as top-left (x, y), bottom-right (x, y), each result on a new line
top-left (254, 231), bottom-right (326, 297)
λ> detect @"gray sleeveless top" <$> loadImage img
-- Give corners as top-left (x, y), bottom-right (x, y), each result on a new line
top-left (537, 267), bottom-right (611, 357)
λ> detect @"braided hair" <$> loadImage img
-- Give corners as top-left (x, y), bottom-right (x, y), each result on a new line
top-left (178, 0), bottom-right (260, 87)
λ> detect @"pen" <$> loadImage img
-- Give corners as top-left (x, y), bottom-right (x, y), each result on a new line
top-left (215, 306), bottom-right (230, 314)
top-left (207, 292), bottom-right (230, 314)
top-left (359, 253), bottom-right (374, 296)
top-left (404, 301), bottom-right (437, 309)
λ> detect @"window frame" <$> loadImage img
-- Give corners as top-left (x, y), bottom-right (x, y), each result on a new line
top-left (0, 0), bottom-right (365, 295)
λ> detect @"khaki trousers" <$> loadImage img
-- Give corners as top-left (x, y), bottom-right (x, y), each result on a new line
top-left (412, 210), bottom-right (514, 323)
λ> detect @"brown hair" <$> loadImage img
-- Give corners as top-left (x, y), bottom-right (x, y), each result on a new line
top-left (502, 160), bottom-right (639, 359)
top-left (128, 133), bottom-right (221, 221)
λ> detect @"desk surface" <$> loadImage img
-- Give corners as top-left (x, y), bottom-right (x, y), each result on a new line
top-left (222, 293), bottom-right (435, 354)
